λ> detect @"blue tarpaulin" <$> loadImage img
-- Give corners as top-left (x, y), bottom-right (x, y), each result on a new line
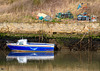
top-left (77, 4), bottom-right (81, 10)
top-left (39, 16), bottom-right (43, 20)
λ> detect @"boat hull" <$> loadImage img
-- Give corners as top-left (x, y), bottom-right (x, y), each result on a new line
top-left (7, 43), bottom-right (54, 52)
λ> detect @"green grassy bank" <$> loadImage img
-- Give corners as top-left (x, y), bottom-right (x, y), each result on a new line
top-left (0, 33), bottom-right (99, 51)
top-left (0, 33), bottom-right (100, 39)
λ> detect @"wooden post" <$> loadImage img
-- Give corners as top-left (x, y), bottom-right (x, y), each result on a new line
top-left (42, 19), bottom-right (44, 42)
top-left (80, 42), bottom-right (82, 50)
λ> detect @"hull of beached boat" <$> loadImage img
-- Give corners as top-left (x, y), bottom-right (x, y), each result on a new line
top-left (7, 43), bottom-right (55, 52)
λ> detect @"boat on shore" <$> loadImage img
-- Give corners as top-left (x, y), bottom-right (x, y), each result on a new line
top-left (7, 39), bottom-right (55, 52)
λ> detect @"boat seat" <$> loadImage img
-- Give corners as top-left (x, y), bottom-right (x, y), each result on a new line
top-left (19, 42), bottom-right (24, 45)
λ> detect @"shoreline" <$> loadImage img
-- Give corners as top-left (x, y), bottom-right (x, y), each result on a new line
top-left (0, 22), bottom-right (100, 35)
top-left (0, 33), bottom-right (99, 51)
top-left (0, 32), bottom-right (100, 39)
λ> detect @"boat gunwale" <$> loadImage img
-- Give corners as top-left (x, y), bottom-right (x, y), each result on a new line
top-left (7, 42), bottom-right (55, 47)
top-left (7, 44), bottom-right (54, 48)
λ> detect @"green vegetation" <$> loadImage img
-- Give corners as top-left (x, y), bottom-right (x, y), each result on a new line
top-left (0, 33), bottom-right (100, 39)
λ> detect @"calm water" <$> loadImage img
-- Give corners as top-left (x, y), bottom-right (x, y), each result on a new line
top-left (0, 50), bottom-right (100, 71)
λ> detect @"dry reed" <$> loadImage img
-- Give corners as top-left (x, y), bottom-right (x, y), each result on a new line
top-left (0, 0), bottom-right (100, 22)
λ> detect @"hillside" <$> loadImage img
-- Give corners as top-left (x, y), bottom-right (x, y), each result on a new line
top-left (0, 0), bottom-right (100, 23)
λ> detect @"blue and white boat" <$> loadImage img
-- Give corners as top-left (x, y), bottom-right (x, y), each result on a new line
top-left (7, 39), bottom-right (55, 52)
top-left (6, 52), bottom-right (54, 63)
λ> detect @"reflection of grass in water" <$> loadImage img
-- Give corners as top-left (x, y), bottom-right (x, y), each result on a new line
top-left (52, 51), bottom-right (100, 70)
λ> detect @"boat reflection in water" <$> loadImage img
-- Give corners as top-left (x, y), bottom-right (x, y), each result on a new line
top-left (6, 52), bottom-right (54, 63)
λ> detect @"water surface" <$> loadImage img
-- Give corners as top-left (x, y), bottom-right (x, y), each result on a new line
top-left (0, 50), bottom-right (100, 71)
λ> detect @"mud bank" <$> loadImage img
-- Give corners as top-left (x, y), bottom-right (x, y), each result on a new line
top-left (0, 23), bottom-right (100, 34)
